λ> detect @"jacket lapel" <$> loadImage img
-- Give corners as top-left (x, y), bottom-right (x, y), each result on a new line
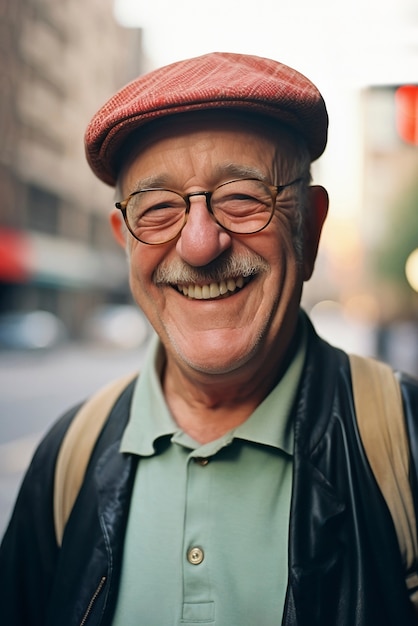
top-left (283, 325), bottom-right (350, 625)
top-left (285, 456), bottom-right (347, 625)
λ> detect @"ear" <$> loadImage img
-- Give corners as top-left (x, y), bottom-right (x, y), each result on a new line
top-left (110, 209), bottom-right (128, 248)
top-left (302, 185), bottom-right (329, 281)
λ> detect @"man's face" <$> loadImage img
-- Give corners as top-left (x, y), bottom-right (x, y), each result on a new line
top-left (111, 115), bottom-right (327, 379)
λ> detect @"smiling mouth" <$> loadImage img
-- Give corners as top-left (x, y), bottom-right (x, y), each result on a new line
top-left (175, 275), bottom-right (250, 300)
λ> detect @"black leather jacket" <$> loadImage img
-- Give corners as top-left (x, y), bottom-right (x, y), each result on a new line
top-left (1, 320), bottom-right (418, 626)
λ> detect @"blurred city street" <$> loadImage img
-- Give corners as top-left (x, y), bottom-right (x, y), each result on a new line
top-left (0, 339), bottom-right (150, 540)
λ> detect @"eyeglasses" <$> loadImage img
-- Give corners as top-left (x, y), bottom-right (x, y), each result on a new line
top-left (115, 177), bottom-right (302, 245)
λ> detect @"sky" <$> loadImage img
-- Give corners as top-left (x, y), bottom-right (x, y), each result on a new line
top-left (113, 0), bottom-right (418, 89)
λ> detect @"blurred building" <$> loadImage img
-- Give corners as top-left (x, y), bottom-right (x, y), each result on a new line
top-left (304, 82), bottom-right (418, 375)
top-left (362, 84), bottom-right (418, 286)
top-left (0, 0), bottom-right (144, 337)
top-left (362, 84), bottom-right (418, 375)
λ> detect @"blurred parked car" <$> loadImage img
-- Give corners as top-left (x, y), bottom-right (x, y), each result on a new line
top-left (83, 305), bottom-right (150, 349)
top-left (0, 310), bottom-right (68, 350)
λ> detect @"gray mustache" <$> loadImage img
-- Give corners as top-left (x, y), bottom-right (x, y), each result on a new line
top-left (153, 252), bottom-right (269, 285)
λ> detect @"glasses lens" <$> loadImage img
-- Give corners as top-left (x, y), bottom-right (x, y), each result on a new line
top-left (126, 190), bottom-right (186, 244)
top-left (211, 179), bottom-right (274, 234)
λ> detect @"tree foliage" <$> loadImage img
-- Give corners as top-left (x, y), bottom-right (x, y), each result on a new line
top-left (374, 174), bottom-right (418, 288)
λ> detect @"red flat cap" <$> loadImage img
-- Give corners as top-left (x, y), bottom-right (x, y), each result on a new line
top-left (85, 51), bottom-right (328, 187)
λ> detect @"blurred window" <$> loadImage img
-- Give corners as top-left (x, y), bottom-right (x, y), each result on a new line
top-left (26, 184), bottom-right (59, 235)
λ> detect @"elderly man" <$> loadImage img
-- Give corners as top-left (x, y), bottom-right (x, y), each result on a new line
top-left (1, 52), bottom-right (418, 626)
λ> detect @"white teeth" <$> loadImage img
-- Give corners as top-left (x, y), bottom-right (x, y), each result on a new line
top-left (178, 277), bottom-right (246, 299)
top-left (210, 283), bottom-right (220, 298)
top-left (227, 278), bottom-right (236, 292)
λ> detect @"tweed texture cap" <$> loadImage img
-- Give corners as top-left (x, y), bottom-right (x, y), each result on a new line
top-left (85, 51), bottom-right (328, 187)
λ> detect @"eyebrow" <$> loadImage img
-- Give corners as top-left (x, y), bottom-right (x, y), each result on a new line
top-left (131, 174), bottom-right (173, 192)
top-left (212, 163), bottom-right (267, 181)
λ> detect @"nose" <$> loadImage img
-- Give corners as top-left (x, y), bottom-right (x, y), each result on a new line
top-left (175, 195), bottom-right (232, 266)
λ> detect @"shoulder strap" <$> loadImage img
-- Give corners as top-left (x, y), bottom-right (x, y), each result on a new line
top-left (53, 372), bottom-right (137, 546)
top-left (349, 353), bottom-right (418, 601)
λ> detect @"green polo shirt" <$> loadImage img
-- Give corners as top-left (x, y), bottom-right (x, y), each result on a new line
top-left (112, 325), bottom-right (306, 626)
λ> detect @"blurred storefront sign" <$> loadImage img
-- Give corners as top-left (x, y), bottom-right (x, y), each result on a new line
top-left (0, 229), bottom-right (33, 283)
top-left (0, 229), bottom-right (127, 289)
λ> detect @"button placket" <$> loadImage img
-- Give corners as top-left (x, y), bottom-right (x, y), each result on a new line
top-left (182, 453), bottom-right (212, 614)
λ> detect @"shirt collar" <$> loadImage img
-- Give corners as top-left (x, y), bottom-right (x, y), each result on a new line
top-left (120, 335), bottom-right (175, 456)
top-left (120, 316), bottom-right (307, 458)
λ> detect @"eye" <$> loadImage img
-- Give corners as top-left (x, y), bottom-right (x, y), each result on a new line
top-left (213, 186), bottom-right (271, 217)
top-left (216, 193), bottom-right (262, 212)
top-left (129, 190), bottom-right (185, 217)
top-left (144, 200), bottom-right (180, 213)
top-left (215, 179), bottom-right (271, 203)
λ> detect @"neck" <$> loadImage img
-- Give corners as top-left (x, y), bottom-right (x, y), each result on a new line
top-left (162, 324), bottom-right (302, 444)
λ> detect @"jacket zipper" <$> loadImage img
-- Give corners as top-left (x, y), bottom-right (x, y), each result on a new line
top-left (79, 576), bottom-right (107, 626)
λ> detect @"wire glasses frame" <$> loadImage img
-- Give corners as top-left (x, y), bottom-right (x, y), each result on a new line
top-left (115, 177), bottom-right (302, 245)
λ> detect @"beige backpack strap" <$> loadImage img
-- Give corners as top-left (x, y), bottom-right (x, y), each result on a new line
top-left (349, 353), bottom-right (418, 604)
top-left (53, 372), bottom-right (137, 546)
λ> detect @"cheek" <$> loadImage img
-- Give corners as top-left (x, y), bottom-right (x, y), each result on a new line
top-left (127, 244), bottom-right (168, 305)
top-left (262, 222), bottom-right (300, 270)
top-left (258, 231), bottom-right (304, 306)
top-left (126, 245), bottom-right (152, 298)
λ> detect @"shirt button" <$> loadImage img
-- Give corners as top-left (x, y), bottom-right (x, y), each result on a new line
top-left (187, 546), bottom-right (204, 565)
top-left (194, 457), bottom-right (209, 466)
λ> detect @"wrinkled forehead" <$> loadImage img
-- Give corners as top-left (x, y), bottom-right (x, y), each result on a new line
top-left (117, 110), bottom-right (306, 188)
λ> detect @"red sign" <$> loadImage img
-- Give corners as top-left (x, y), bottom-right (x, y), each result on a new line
top-left (395, 85), bottom-right (418, 145)
top-left (0, 229), bottom-right (33, 282)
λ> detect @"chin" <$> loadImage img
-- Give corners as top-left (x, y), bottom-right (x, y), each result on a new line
top-left (168, 331), bottom-right (263, 376)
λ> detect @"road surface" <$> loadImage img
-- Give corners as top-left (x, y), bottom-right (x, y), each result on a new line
top-left (0, 341), bottom-right (150, 540)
